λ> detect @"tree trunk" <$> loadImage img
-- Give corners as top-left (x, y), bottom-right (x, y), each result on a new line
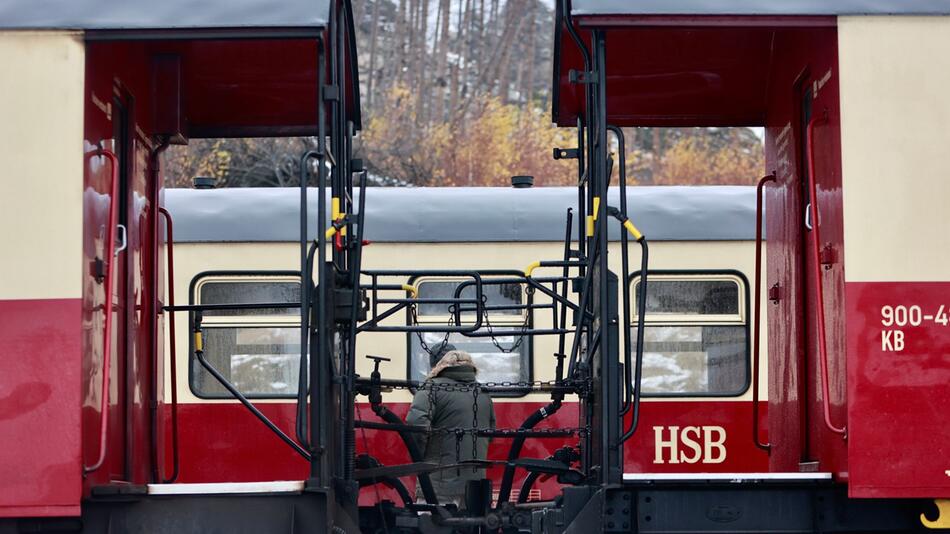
top-left (433, 0), bottom-right (451, 121)
top-left (520, 0), bottom-right (536, 106)
top-left (394, 0), bottom-right (408, 86)
top-left (650, 128), bottom-right (662, 184)
top-left (367, 0), bottom-right (382, 108)
top-left (414, 0), bottom-right (430, 125)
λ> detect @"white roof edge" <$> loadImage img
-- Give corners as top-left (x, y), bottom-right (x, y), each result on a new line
top-left (163, 185), bottom-right (761, 243)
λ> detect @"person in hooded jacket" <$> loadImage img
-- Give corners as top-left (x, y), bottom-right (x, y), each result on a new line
top-left (406, 349), bottom-right (495, 507)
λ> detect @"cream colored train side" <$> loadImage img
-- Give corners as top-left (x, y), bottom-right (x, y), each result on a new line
top-left (161, 185), bottom-right (770, 490)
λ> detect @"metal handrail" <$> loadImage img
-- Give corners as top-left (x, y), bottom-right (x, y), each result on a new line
top-left (752, 174), bottom-right (776, 452)
top-left (806, 117), bottom-right (846, 437)
top-left (191, 311), bottom-right (312, 461)
top-left (157, 206), bottom-right (181, 482)
top-left (84, 148), bottom-right (119, 474)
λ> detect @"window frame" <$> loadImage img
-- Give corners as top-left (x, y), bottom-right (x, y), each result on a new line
top-left (404, 275), bottom-right (534, 398)
top-left (628, 269), bottom-right (751, 398)
top-left (188, 270), bottom-right (304, 400)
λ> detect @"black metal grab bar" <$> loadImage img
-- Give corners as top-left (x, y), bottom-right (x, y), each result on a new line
top-left (354, 420), bottom-right (580, 438)
top-left (157, 206), bottom-right (180, 484)
top-left (164, 302), bottom-right (300, 313)
top-left (191, 312), bottom-right (311, 462)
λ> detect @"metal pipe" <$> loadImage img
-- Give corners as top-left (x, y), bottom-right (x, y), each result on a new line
top-left (607, 125), bottom-right (634, 417)
top-left (193, 335), bottom-right (311, 461)
top-left (297, 151), bottom-right (320, 450)
top-left (556, 209), bottom-right (574, 382)
top-left (517, 472), bottom-right (542, 504)
top-left (620, 238), bottom-right (648, 444)
top-left (311, 36), bottom-right (328, 480)
top-left (353, 420), bottom-right (578, 438)
top-left (84, 147), bottom-right (119, 474)
top-left (371, 405), bottom-right (438, 504)
top-left (805, 117), bottom-right (846, 437)
top-left (157, 207), bottom-right (180, 483)
top-left (149, 139), bottom-right (171, 483)
top-left (164, 302), bottom-right (300, 313)
top-left (496, 399), bottom-right (562, 506)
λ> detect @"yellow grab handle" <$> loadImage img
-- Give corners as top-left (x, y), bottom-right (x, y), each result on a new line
top-left (325, 226), bottom-right (338, 239)
top-left (194, 331), bottom-right (203, 352)
top-left (401, 284), bottom-right (418, 298)
top-left (586, 197), bottom-right (601, 237)
top-left (331, 197), bottom-right (347, 236)
top-left (623, 219), bottom-right (643, 241)
top-left (524, 261), bottom-right (542, 277)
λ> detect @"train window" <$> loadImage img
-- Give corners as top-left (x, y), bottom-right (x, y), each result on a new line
top-left (414, 279), bottom-right (524, 318)
top-left (408, 279), bottom-right (531, 393)
top-left (190, 275), bottom-right (303, 398)
top-left (630, 273), bottom-right (749, 396)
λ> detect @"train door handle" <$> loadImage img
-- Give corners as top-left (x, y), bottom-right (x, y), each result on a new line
top-left (115, 224), bottom-right (127, 256)
top-left (804, 203), bottom-right (813, 230)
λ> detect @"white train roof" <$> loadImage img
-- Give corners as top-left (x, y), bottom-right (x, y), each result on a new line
top-left (164, 186), bottom-right (758, 243)
top-left (570, 0), bottom-right (950, 16)
top-left (0, 0), bottom-right (331, 30)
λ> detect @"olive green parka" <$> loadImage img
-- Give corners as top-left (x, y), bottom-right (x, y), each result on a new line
top-left (405, 365), bottom-right (496, 502)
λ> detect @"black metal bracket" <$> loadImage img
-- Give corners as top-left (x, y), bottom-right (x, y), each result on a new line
top-left (93, 257), bottom-right (106, 284)
top-left (569, 69), bottom-right (596, 84)
top-left (323, 84), bottom-right (340, 101)
top-left (553, 147), bottom-right (580, 160)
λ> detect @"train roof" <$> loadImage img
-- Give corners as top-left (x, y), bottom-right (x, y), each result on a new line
top-left (570, 0), bottom-right (950, 16)
top-left (164, 186), bottom-right (758, 243)
top-left (0, 0), bottom-right (331, 31)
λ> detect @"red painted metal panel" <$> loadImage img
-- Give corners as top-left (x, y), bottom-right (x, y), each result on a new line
top-left (846, 282), bottom-right (950, 498)
top-left (763, 27), bottom-right (847, 476)
top-left (163, 400), bottom-right (766, 504)
top-left (83, 41), bottom-right (159, 490)
top-left (555, 25), bottom-right (801, 127)
top-left (0, 298), bottom-right (83, 517)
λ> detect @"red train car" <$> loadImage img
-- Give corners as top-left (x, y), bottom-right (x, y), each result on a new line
top-left (1, 0), bottom-right (950, 531)
top-left (0, 0), bottom-right (361, 526)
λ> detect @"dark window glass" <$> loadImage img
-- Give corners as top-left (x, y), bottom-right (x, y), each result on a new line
top-left (199, 281), bottom-right (300, 316)
top-left (630, 276), bottom-right (747, 396)
top-left (633, 325), bottom-right (747, 395)
top-left (191, 278), bottom-right (303, 398)
top-left (635, 279), bottom-right (739, 316)
top-left (416, 280), bottom-right (523, 316)
top-left (408, 331), bottom-right (530, 388)
top-left (192, 327), bottom-right (302, 397)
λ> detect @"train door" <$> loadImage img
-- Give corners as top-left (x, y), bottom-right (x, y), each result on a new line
top-left (797, 81), bottom-right (817, 467)
top-left (108, 91), bottom-right (132, 481)
top-left (797, 65), bottom-right (847, 474)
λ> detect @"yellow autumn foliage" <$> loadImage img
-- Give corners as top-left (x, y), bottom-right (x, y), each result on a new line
top-left (361, 84), bottom-right (576, 186)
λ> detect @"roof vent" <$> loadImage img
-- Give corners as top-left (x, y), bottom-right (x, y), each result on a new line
top-left (511, 175), bottom-right (534, 188)
top-left (193, 176), bottom-right (216, 189)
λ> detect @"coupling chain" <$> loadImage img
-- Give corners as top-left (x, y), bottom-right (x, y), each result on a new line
top-left (422, 425), bottom-right (590, 438)
top-left (389, 379), bottom-right (582, 393)
top-left (482, 304), bottom-right (531, 354)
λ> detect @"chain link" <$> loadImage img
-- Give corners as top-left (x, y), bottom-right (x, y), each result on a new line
top-left (411, 304), bottom-right (452, 361)
top-left (411, 425), bottom-right (590, 438)
top-left (471, 385), bottom-right (479, 473)
top-left (482, 303), bottom-right (531, 354)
